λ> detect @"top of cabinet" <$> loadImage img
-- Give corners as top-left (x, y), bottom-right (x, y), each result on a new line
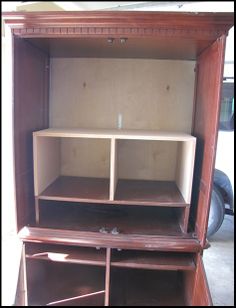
top-left (3, 11), bottom-right (233, 36)
top-left (2, 12), bottom-right (234, 59)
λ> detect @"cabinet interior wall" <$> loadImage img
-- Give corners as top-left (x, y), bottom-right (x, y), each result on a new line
top-left (49, 58), bottom-right (195, 132)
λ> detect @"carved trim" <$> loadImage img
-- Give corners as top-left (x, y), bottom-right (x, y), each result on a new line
top-left (12, 26), bottom-right (226, 39)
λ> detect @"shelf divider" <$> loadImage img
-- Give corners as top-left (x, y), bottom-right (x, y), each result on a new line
top-left (109, 138), bottom-right (118, 201)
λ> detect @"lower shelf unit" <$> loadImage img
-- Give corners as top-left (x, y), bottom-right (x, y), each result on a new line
top-left (21, 242), bottom-right (212, 306)
top-left (37, 200), bottom-right (190, 235)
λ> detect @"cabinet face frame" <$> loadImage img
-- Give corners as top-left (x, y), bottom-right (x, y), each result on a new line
top-left (3, 11), bottom-right (233, 248)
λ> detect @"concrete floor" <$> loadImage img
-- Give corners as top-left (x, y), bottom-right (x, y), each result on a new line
top-left (203, 215), bottom-right (234, 306)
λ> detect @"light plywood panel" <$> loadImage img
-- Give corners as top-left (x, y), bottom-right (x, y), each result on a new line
top-left (33, 135), bottom-right (60, 195)
top-left (60, 138), bottom-right (110, 178)
top-left (117, 140), bottom-right (178, 181)
top-left (49, 58), bottom-right (195, 132)
top-left (175, 140), bottom-right (196, 203)
top-left (34, 128), bottom-right (195, 141)
top-left (110, 138), bottom-right (118, 200)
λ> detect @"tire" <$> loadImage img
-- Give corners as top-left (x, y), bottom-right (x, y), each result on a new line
top-left (207, 185), bottom-right (225, 237)
top-left (214, 169), bottom-right (233, 208)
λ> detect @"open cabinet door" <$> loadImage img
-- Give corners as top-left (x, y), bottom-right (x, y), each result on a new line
top-left (192, 34), bottom-right (227, 247)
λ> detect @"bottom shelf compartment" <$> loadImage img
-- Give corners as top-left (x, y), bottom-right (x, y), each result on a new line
top-left (38, 200), bottom-right (188, 236)
top-left (26, 260), bottom-right (105, 306)
top-left (110, 268), bottom-right (188, 306)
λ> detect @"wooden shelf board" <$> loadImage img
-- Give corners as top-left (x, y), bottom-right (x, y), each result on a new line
top-left (111, 250), bottom-right (195, 271)
top-left (39, 176), bottom-right (110, 202)
top-left (115, 179), bottom-right (186, 206)
top-left (39, 176), bottom-right (188, 207)
top-left (34, 128), bottom-right (196, 142)
top-left (25, 243), bottom-right (106, 266)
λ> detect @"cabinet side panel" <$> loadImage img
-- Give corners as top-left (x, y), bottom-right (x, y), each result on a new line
top-left (14, 37), bottom-right (49, 230)
top-left (191, 36), bottom-right (226, 245)
top-left (34, 137), bottom-right (60, 195)
top-left (192, 255), bottom-right (213, 306)
top-left (183, 269), bottom-right (196, 306)
top-left (175, 140), bottom-right (196, 203)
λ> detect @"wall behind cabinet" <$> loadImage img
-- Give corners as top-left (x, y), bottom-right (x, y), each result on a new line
top-left (49, 58), bottom-right (196, 180)
top-left (50, 58), bottom-right (196, 132)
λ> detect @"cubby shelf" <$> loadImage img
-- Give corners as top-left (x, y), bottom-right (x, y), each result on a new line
top-left (33, 128), bottom-right (196, 208)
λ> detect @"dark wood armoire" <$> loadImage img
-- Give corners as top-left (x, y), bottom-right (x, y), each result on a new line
top-left (3, 11), bottom-right (234, 306)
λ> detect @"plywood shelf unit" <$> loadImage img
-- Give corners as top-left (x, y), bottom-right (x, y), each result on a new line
top-left (33, 128), bottom-right (196, 209)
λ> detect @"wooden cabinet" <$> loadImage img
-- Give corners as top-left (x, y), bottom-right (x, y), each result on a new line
top-left (3, 11), bottom-right (233, 306)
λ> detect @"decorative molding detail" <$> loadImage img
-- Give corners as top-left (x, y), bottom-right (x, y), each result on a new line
top-left (12, 26), bottom-right (227, 39)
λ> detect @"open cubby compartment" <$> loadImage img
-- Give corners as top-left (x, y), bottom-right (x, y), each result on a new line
top-left (112, 135), bottom-right (196, 206)
top-left (111, 249), bottom-right (196, 271)
top-left (38, 200), bottom-right (189, 235)
top-left (25, 255), bottom-right (106, 306)
top-left (110, 267), bottom-right (194, 306)
top-left (25, 242), bottom-right (107, 266)
top-left (33, 132), bottom-right (111, 202)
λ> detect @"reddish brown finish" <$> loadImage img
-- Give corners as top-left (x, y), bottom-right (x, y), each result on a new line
top-left (180, 206), bottom-right (190, 233)
top-left (26, 260), bottom-right (105, 306)
top-left (39, 176), bottom-right (187, 207)
top-left (3, 11), bottom-right (233, 38)
top-left (104, 248), bottom-right (111, 306)
top-left (15, 171), bottom-right (35, 229)
top-left (115, 179), bottom-right (187, 206)
top-left (46, 291), bottom-right (105, 306)
top-left (25, 243), bottom-right (106, 266)
top-left (192, 35), bottom-right (226, 246)
top-left (40, 176), bottom-right (110, 202)
top-left (111, 250), bottom-right (195, 271)
top-left (110, 269), bottom-right (186, 306)
top-left (192, 255), bottom-right (213, 306)
top-left (14, 37), bottom-right (49, 230)
top-left (4, 11), bottom-right (233, 305)
top-left (19, 226), bottom-right (201, 252)
top-left (183, 270), bottom-right (196, 305)
top-left (38, 201), bottom-right (184, 236)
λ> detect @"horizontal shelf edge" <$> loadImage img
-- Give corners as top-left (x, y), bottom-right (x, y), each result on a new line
top-left (110, 262), bottom-right (195, 271)
top-left (19, 226), bottom-right (201, 252)
top-left (33, 128), bottom-right (196, 142)
top-left (25, 254), bottom-right (106, 266)
top-left (38, 195), bottom-right (189, 207)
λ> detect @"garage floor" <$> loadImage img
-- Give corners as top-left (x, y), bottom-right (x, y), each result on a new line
top-left (203, 215), bottom-right (234, 306)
